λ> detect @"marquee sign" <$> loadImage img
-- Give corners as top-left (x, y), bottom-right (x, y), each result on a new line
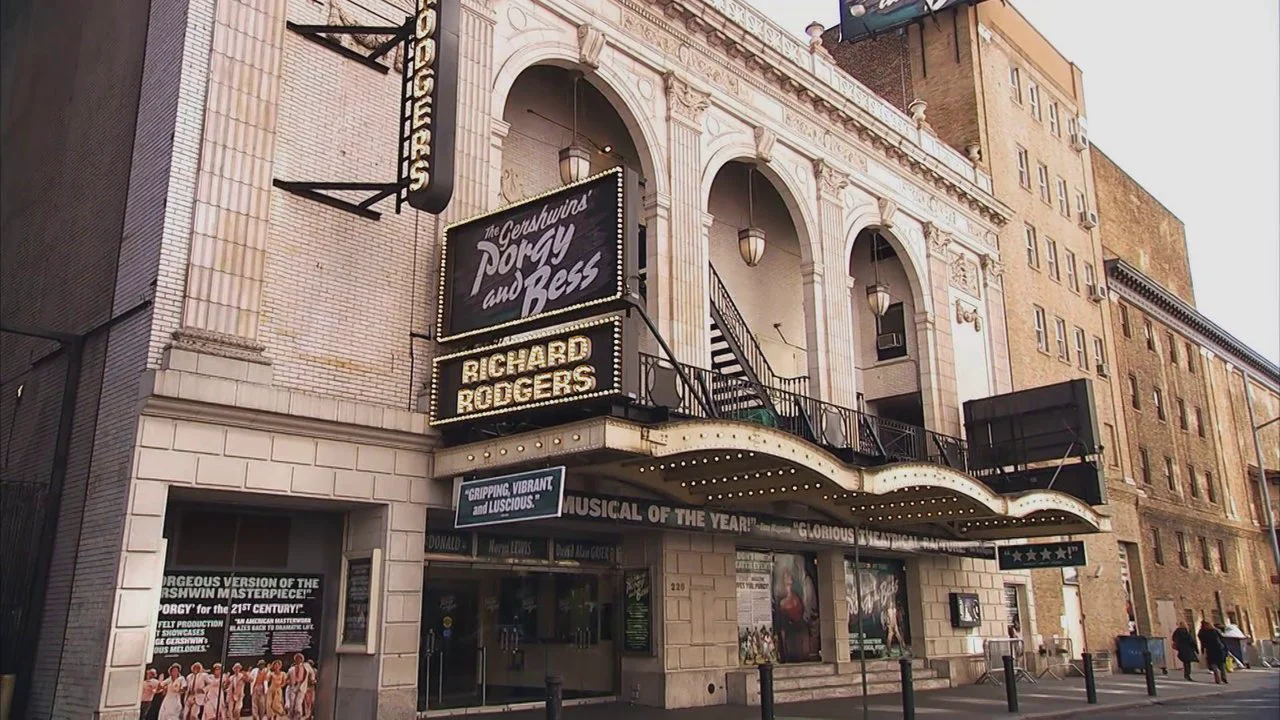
top-left (840, 0), bottom-right (987, 43)
top-left (430, 314), bottom-right (633, 426)
top-left (404, 0), bottom-right (459, 213)
top-left (435, 167), bottom-right (639, 342)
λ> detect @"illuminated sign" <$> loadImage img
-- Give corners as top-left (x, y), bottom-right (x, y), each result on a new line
top-left (430, 314), bottom-right (632, 426)
top-left (404, 0), bottom-right (458, 213)
top-left (840, 0), bottom-right (986, 43)
top-left (435, 167), bottom-right (639, 343)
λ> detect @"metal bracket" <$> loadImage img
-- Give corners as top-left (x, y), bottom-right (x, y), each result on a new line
top-left (286, 21), bottom-right (411, 74)
top-left (272, 180), bottom-right (402, 220)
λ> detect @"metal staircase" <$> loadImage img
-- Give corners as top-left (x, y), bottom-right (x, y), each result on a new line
top-left (707, 264), bottom-right (811, 430)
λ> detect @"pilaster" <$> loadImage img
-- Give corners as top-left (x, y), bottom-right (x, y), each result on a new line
top-left (981, 255), bottom-right (1013, 396)
top-left (663, 72), bottom-right (711, 366)
top-left (813, 160), bottom-right (856, 407)
top-left (923, 230), bottom-right (961, 436)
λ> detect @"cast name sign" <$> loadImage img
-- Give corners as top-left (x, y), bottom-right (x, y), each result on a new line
top-left (454, 467), bottom-right (566, 528)
top-left (436, 167), bottom-right (637, 341)
top-left (404, 0), bottom-right (458, 213)
top-left (997, 540), bottom-right (1087, 570)
top-left (430, 315), bottom-right (628, 426)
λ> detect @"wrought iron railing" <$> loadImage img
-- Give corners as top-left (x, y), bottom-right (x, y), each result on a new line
top-left (708, 264), bottom-right (809, 397)
top-left (638, 353), bottom-right (968, 469)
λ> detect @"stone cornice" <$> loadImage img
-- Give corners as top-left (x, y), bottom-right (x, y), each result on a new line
top-left (1105, 258), bottom-right (1280, 389)
top-left (641, 0), bottom-right (1013, 226)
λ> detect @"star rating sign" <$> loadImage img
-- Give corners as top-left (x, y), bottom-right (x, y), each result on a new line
top-left (1040, 549), bottom-right (1053, 561)
top-left (1012, 551), bottom-right (1025, 562)
top-left (1055, 548), bottom-right (1069, 560)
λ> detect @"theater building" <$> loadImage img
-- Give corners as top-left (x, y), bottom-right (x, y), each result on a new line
top-left (2, 0), bottom-right (1112, 719)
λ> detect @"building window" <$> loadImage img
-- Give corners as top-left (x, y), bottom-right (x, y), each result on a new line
top-left (1065, 250), bottom-right (1079, 292)
top-left (1075, 189), bottom-right (1087, 217)
top-left (1153, 528), bottom-right (1164, 564)
top-left (1067, 115), bottom-right (1077, 138)
top-left (1165, 455), bottom-right (1176, 492)
top-left (1206, 471), bottom-right (1217, 503)
top-left (1045, 238), bottom-right (1060, 280)
top-left (1037, 163), bottom-right (1051, 203)
top-left (1119, 303), bottom-right (1131, 337)
top-left (1056, 177), bottom-right (1069, 216)
top-left (1143, 318), bottom-right (1156, 351)
top-left (1177, 397), bottom-right (1188, 431)
top-left (1188, 464), bottom-right (1199, 498)
top-left (1017, 146), bottom-right (1030, 188)
top-left (875, 302), bottom-right (908, 361)
top-left (1025, 224), bottom-right (1039, 267)
top-left (1129, 374), bottom-right (1141, 410)
top-left (1217, 539), bottom-right (1229, 573)
top-left (1028, 82), bottom-right (1042, 120)
top-left (1154, 386), bottom-right (1167, 421)
top-left (1199, 536), bottom-right (1212, 571)
top-left (1168, 333), bottom-right (1179, 364)
top-left (1139, 447), bottom-right (1151, 484)
top-left (1186, 342), bottom-right (1197, 373)
top-left (1074, 327), bottom-right (1088, 370)
top-left (1176, 531), bottom-right (1188, 568)
top-left (1010, 66), bottom-right (1022, 103)
top-left (1033, 306), bottom-right (1048, 352)
top-left (1084, 262), bottom-right (1097, 296)
top-left (1049, 102), bottom-right (1061, 136)
top-left (1196, 407), bottom-right (1205, 437)
top-left (1093, 336), bottom-right (1107, 374)
top-left (1054, 318), bottom-right (1069, 361)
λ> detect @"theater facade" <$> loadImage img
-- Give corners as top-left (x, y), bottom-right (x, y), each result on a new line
top-left (22, 0), bottom-right (1110, 718)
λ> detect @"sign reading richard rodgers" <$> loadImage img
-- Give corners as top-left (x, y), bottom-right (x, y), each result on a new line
top-left (436, 166), bottom-right (639, 342)
top-left (431, 314), bottom-right (630, 426)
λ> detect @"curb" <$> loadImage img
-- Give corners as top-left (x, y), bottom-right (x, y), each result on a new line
top-left (1015, 683), bottom-right (1263, 720)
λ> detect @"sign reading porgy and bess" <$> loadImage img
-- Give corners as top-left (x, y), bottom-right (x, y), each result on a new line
top-left (455, 466), bottom-right (566, 528)
top-left (430, 314), bottom-right (630, 426)
top-left (435, 167), bottom-right (639, 342)
top-left (997, 540), bottom-right (1087, 570)
top-left (404, 0), bottom-right (459, 213)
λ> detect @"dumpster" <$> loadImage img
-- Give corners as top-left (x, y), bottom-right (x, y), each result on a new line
top-left (1115, 635), bottom-right (1164, 674)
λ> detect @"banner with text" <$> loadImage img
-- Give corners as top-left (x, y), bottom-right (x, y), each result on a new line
top-left (455, 467), bottom-right (566, 528)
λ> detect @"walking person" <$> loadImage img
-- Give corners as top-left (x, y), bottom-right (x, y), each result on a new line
top-left (1172, 622), bottom-right (1199, 680)
top-left (1198, 620), bottom-right (1229, 684)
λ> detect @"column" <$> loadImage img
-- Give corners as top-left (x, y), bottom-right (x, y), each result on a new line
top-left (813, 160), bottom-right (857, 407)
top-left (981, 255), bottom-right (1013, 396)
top-left (169, 0), bottom-right (291, 362)
top-left (919, 226), bottom-right (961, 436)
top-left (817, 550), bottom-right (851, 671)
top-left (641, 189), bottom-right (673, 356)
top-left (441, 0), bottom-right (497, 223)
top-left (663, 72), bottom-right (711, 367)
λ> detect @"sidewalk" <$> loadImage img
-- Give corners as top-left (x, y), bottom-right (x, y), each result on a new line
top-left (450, 667), bottom-right (1280, 719)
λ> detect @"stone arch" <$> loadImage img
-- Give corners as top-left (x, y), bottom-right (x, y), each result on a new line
top-left (491, 41), bottom-right (668, 196)
top-left (843, 208), bottom-right (930, 311)
top-left (701, 140), bottom-right (818, 266)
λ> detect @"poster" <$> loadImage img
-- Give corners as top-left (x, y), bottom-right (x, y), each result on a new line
top-left (845, 558), bottom-right (911, 659)
top-left (622, 569), bottom-right (652, 654)
top-left (735, 551), bottom-right (778, 666)
top-left (339, 556), bottom-right (373, 648)
top-left (771, 553), bottom-right (821, 663)
top-left (148, 571), bottom-right (323, 720)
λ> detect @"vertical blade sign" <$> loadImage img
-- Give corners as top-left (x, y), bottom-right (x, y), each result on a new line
top-left (405, 0), bottom-right (458, 213)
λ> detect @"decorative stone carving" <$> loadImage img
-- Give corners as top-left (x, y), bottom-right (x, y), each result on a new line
top-left (924, 222), bottom-right (951, 256)
top-left (908, 99), bottom-right (928, 127)
top-left (949, 252), bottom-right (981, 296)
top-left (170, 327), bottom-right (268, 364)
top-left (664, 72), bottom-right (710, 125)
top-left (805, 21), bottom-right (833, 60)
top-left (813, 159), bottom-right (849, 197)
top-left (577, 23), bottom-right (605, 69)
top-left (877, 197), bottom-right (898, 229)
top-left (323, 0), bottom-right (404, 71)
top-left (500, 168), bottom-right (525, 204)
top-left (754, 126), bottom-right (776, 163)
top-left (955, 300), bottom-right (982, 331)
top-left (965, 143), bottom-right (982, 163)
top-left (981, 254), bottom-right (1004, 287)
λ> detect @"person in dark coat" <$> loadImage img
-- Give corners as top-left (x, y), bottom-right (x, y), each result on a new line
top-left (1171, 622), bottom-right (1199, 680)
top-left (1198, 620), bottom-right (1228, 684)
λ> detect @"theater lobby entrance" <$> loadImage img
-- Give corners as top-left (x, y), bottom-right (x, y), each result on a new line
top-left (417, 531), bottom-right (622, 715)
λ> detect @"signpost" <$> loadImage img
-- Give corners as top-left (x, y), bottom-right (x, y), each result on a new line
top-left (997, 541), bottom-right (1087, 570)
top-left (454, 466), bottom-right (566, 528)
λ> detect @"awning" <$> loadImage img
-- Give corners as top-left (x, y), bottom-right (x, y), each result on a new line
top-left (433, 418), bottom-right (1111, 541)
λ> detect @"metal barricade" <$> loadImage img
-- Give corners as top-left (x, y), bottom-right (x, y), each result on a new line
top-left (977, 638), bottom-right (1036, 685)
top-left (1038, 636), bottom-right (1085, 679)
top-left (1258, 639), bottom-right (1279, 668)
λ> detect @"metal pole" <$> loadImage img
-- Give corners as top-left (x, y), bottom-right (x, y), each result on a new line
top-left (854, 525), bottom-right (868, 718)
top-left (545, 673), bottom-right (563, 720)
top-left (758, 663), bottom-right (775, 720)
top-left (1142, 650), bottom-right (1157, 696)
top-left (1243, 370), bottom-right (1280, 577)
top-left (1082, 652), bottom-right (1097, 704)
top-left (899, 657), bottom-right (915, 720)
top-left (1002, 655), bottom-right (1018, 712)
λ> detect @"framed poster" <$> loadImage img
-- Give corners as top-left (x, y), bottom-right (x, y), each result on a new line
top-left (337, 549), bottom-right (382, 654)
top-left (622, 568), bottom-right (653, 654)
top-left (949, 592), bottom-right (982, 629)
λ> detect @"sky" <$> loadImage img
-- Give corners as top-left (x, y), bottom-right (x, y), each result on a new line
top-left (746, 0), bottom-right (1280, 364)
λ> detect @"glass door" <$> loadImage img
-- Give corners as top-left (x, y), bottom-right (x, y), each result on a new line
top-left (420, 579), bottom-right (481, 710)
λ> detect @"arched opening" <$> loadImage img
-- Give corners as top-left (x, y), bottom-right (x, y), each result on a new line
top-left (850, 227), bottom-right (925, 428)
top-left (706, 160), bottom-right (810, 392)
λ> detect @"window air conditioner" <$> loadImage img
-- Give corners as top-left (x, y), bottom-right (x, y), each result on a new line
top-left (1070, 131), bottom-right (1089, 152)
top-left (876, 333), bottom-right (905, 351)
top-left (1088, 284), bottom-right (1108, 303)
top-left (1080, 210), bottom-right (1099, 229)
top-left (1096, 362), bottom-right (1110, 377)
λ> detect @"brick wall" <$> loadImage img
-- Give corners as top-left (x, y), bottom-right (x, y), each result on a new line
top-left (820, 27), bottom-right (913, 113)
top-left (1094, 148), bottom-right (1194, 304)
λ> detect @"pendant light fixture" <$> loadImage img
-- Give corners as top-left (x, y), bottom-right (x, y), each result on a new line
top-left (865, 232), bottom-right (892, 317)
top-left (558, 72), bottom-right (592, 185)
top-left (738, 164), bottom-right (766, 267)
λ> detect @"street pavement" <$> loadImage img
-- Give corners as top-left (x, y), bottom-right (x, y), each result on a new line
top-left (445, 666), bottom-right (1280, 719)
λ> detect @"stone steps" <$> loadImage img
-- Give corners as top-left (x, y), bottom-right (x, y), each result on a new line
top-left (774, 675), bottom-right (952, 704)
top-left (726, 660), bottom-right (951, 706)
top-left (773, 667), bottom-right (940, 692)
